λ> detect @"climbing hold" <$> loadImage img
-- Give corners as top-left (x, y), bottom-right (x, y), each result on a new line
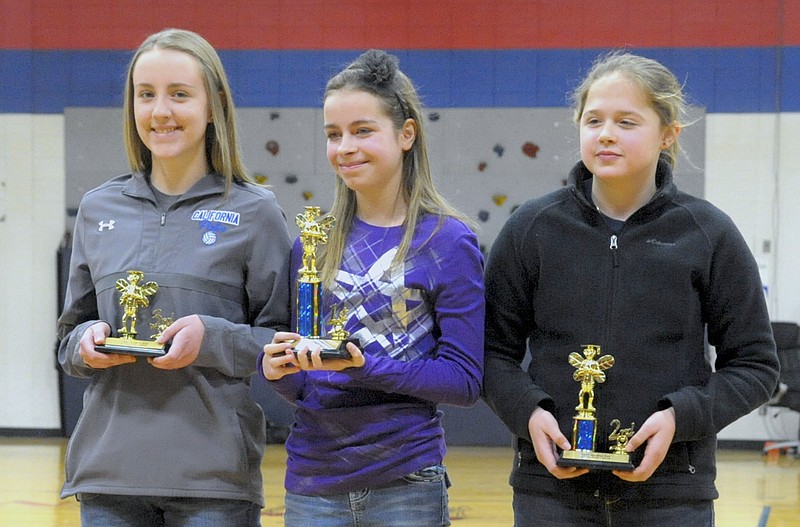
top-left (522, 142), bottom-right (539, 158)
top-left (492, 194), bottom-right (507, 206)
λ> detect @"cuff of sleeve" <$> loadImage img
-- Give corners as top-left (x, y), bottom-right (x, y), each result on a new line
top-left (256, 350), bottom-right (267, 380)
top-left (660, 394), bottom-right (696, 443)
top-left (511, 395), bottom-right (554, 442)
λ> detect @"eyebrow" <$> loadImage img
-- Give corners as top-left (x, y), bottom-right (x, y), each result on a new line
top-left (134, 82), bottom-right (198, 89)
top-left (323, 119), bottom-right (378, 129)
top-left (582, 108), bottom-right (645, 119)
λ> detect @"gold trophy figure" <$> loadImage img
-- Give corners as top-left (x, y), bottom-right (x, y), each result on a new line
top-left (327, 305), bottom-right (350, 341)
top-left (149, 309), bottom-right (175, 341)
top-left (117, 271), bottom-right (158, 338)
top-left (95, 270), bottom-right (169, 357)
top-left (296, 206), bottom-right (334, 283)
top-left (557, 344), bottom-right (635, 470)
top-left (292, 206), bottom-right (357, 359)
top-left (608, 419), bottom-right (636, 456)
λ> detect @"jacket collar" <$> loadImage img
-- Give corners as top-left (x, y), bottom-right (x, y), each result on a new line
top-left (123, 172), bottom-right (228, 203)
top-left (568, 159), bottom-right (677, 223)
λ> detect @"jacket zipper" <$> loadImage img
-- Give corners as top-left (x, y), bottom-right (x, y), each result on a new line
top-left (160, 212), bottom-right (166, 226)
top-left (605, 234), bottom-right (620, 343)
top-left (609, 234), bottom-right (618, 266)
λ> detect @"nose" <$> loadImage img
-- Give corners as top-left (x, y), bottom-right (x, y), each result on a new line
top-left (152, 95), bottom-right (171, 119)
top-left (337, 132), bottom-right (357, 154)
top-left (598, 123), bottom-right (615, 144)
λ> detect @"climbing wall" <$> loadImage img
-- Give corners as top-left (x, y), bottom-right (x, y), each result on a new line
top-left (65, 106), bottom-right (705, 253)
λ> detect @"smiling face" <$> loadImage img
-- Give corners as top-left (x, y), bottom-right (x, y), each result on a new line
top-left (323, 89), bottom-right (415, 204)
top-left (132, 48), bottom-right (211, 179)
top-left (579, 72), bottom-right (677, 189)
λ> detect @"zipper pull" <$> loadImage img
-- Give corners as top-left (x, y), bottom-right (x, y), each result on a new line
top-left (610, 234), bottom-right (619, 267)
top-left (160, 212), bottom-right (166, 226)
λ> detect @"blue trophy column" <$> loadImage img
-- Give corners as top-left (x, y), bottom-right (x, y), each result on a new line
top-left (297, 281), bottom-right (322, 337)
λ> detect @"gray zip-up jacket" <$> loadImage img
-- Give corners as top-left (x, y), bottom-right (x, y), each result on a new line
top-left (57, 172), bottom-right (291, 506)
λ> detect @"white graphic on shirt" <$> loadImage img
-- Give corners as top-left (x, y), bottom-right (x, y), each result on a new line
top-left (329, 248), bottom-right (431, 361)
top-left (98, 220), bottom-right (115, 231)
top-left (202, 231), bottom-right (217, 245)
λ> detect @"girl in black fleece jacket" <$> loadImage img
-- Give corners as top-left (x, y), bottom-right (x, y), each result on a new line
top-left (483, 51), bottom-right (779, 527)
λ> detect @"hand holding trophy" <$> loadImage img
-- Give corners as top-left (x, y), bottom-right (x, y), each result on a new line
top-left (291, 206), bottom-right (359, 359)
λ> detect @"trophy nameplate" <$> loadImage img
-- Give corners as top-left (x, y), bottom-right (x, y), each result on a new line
top-left (95, 270), bottom-right (172, 358)
top-left (293, 207), bottom-right (357, 359)
top-left (556, 344), bottom-right (635, 471)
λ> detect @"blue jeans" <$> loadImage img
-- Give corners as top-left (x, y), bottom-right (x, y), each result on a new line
top-left (284, 464), bottom-right (451, 527)
top-left (78, 493), bottom-right (261, 526)
top-left (512, 488), bottom-right (714, 527)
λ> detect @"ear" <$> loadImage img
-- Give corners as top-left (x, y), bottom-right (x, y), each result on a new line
top-left (661, 121), bottom-right (681, 149)
top-left (400, 118), bottom-right (416, 151)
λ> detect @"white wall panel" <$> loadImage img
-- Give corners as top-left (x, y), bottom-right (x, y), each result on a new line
top-left (774, 114), bottom-right (800, 323)
top-left (705, 114), bottom-right (778, 314)
top-left (0, 114), bottom-right (64, 429)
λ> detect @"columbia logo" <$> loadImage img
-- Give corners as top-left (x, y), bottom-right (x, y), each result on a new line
top-left (646, 238), bottom-right (675, 247)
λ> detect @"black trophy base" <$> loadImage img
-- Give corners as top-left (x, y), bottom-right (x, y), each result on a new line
top-left (96, 337), bottom-right (168, 358)
top-left (557, 450), bottom-right (635, 471)
top-left (290, 337), bottom-right (358, 360)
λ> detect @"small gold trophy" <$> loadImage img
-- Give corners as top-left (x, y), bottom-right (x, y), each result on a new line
top-left (95, 270), bottom-right (171, 357)
top-left (557, 344), bottom-right (635, 470)
top-left (292, 206), bottom-right (357, 359)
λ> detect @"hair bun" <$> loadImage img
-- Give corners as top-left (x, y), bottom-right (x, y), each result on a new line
top-left (359, 49), bottom-right (398, 88)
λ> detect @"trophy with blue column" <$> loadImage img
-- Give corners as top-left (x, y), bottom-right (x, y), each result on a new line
top-left (292, 206), bottom-right (356, 359)
top-left (557, 344), bottom-right (635, 470)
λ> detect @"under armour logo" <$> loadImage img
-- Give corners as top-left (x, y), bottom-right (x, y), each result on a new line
top-left (98, 220), bottom-right (115, 231)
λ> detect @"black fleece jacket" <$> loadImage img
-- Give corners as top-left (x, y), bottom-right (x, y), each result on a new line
top-left (483, 160), bottom-right (779, 501)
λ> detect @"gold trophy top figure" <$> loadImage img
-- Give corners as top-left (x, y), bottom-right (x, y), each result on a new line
top-left (296, 206), bottom-right (335, 282)
top-left (568, 344), bottom-right (615, 416)
top-left (116, 270), bottom-right (159, 339)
